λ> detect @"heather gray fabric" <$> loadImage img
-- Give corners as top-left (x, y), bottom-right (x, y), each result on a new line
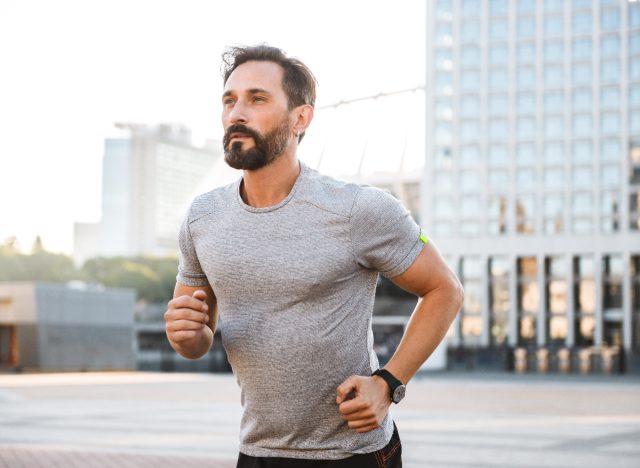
top-left (176, 161), bottom-right (423, 459)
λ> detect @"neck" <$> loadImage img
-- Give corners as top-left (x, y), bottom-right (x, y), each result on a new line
top-left (240, 152), bottom-right (301, 208)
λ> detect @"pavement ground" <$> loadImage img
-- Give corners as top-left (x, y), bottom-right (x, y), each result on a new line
top-left (1, 371), bottom-right (639, 468)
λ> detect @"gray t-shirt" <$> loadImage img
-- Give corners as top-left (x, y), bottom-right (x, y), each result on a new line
top-left (177, 161), bottom-right (423, 459)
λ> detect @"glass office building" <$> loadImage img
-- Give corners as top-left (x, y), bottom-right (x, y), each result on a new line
top-left (426, 0), bottom-right (640, 371)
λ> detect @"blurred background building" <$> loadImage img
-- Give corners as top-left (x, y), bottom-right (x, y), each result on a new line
top-left (426, 0), bottom-right (640, 372)
top-left (73, 123), bottom-right (221, 265)
top-left (0, 282), bottom-right (135, 371)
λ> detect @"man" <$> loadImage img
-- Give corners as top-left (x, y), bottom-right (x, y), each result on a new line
top-left (164, 45), bottom-right (463, 467)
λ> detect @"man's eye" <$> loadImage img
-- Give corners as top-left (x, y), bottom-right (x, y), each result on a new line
top-left (253, 96), bottom-right (266, 102)
top-left (223, 98), bottom-right (235, 105)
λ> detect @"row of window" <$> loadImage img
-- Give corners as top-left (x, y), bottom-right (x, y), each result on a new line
top-left (435, 141), bottom-right (628, 167)
top-left (436, 89), bottom-right (637, 118)
top-left (437, 0), bottom-right (632, 16)
top-left (454, 253), bottom-right (640, 349)
top-left (434, 114), bottom-right (640, 144)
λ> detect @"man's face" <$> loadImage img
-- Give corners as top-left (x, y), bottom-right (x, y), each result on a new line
top-left (221, 61), bottom-right (294, 170)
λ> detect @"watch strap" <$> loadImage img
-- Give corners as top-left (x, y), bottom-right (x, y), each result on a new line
top-left (372, 368), bottom-right (403, 399)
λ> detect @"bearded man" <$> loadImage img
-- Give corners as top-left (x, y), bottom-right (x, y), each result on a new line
top-left (164, 44), bottom-right (463, 468)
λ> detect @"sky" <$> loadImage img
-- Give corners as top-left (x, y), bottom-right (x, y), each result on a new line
top-left (0, 0), bottom-right (426, 255)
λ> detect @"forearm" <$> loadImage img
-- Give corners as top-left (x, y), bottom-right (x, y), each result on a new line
top-left (168, 325), bottom-right (214, 359)
top-left (384, 285), bottom-right (462, 384)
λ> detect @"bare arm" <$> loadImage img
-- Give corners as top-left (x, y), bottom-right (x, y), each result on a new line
top-left (164, 282), bottom-right (218, 359)
top-left (337, 240), bottom-right (463, 432)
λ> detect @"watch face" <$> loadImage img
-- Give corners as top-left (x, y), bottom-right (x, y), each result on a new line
top-left (393, 385), bottom-right (406, 403)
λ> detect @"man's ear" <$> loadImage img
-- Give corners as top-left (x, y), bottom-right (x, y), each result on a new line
top-left (293, 104), bottom-right (314, 136)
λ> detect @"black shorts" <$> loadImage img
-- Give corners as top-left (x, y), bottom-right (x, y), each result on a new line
top-left (236, 423), bottom-right (402, 468)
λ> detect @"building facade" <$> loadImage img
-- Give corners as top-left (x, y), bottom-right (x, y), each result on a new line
top-left (426, 0), bottom-right (640, 371)
top-left (74, 123), bottom-right (221, 263)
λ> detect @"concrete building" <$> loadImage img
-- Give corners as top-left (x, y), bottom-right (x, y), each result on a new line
top-left (0, 282), bottom-right (136, 371)
top-left (73, 123), bottom-right (221, 263)
top-left (426, 0), bottom-right (640, 372)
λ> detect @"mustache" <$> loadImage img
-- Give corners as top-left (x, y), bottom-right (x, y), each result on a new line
top-left (223, 124), bottom-right (262, 147)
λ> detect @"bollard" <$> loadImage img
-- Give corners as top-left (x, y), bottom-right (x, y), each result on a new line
top-left (536, 348), bottom-right (550, 373)
top-left (514, 348), bottom-right (527, 373)
top-left (558, 348), bottom-right (571, 373)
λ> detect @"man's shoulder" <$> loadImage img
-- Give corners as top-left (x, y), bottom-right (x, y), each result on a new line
top-left (186, 181), bottom-right (237, 224)
top-left (301, 165), bottom-right (366, 217)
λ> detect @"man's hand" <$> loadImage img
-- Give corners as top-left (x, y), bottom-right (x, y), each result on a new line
top-left (164, 289), bottom-right (212, 358)
top-left (336, 375), bottom-right (392, 433)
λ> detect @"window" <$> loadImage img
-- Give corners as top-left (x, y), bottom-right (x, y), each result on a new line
top-left (517, 168), bottom-right (537, 191)
top-left (434, 171), bottom-right (453, 193)
top-left (544, 41), bottom-right (563, 62)
top-left (544, 0), bottom-right (563, 11)
top-left (544, 142), bottom-right (563, 164)
top-left (436, 0), bottom-right (452, 15)
top-left (631, 33), bottom-right (640, 55)
top-left (490, 0), bottom-right (508, 16)
top-left (436, 72), bottom-right (453, 93)
top-left (461, 196), bottom-right (482, 217)
top-left (489, 120), bottom-right (508, 140)
top-left (631, 87), bottom-right (640, 107)
top-left (518, 67), bottom-right (536, 88)
top-left (545, 168), bottom-right (564, 189)
top-left (573, 140), bottom-right (592, 164)
top-left (518, 16), bottom-right (536, 38)
top-left (572, 88), bottom-right (591, 111)
top-left (461, 221), bottom-right (481, 236)
top-left (545, 116), bottom-right (564, 138)
top-left (601, 60), bottom-right (620, 82)
top-left (460, 95), bottom-right (480, 117)
top-left (572, 38), bottom-right (592, 60)
top-left (518, 0), bottom-right (535, 14)
top-left (436, 21), bottom-right (453, 44)
top-left (572, 192), bottom-right (592, 215)
top-left (573, 114), bottom-right (592, 136)
top-left (461, 171), bottom-right (481, 192)
top-left (489, 170), bottom-right (509, 191)
top-left (601, 139), bottom-right (620, 163)
top-left (631, 4), bottom-right (640, 28)
top-left (433, 222), bottom-right (453, 237)
top-left (435, 121), bottom-right (453, 144)
top-left (490, 20), bottom-right (509, 40)
top-left (490, 256), bottom-right (510, 346)
top-left (546, 256), bottom-right (568, 343)
top-left (434, 147), bottom-right (453, 169)
top-left (572, 166), bottom-right (593, 188)
top-left (572, 218), bottom-right (593, 234)
top-left (601, 191), bottom-right (621, 217)
top-left (488, 194), bottom-right (508, 235)
top-left (572, 0), bottom-right (591, 9)
top-left (601, 165), bottom-right (620, 186)
top-left (600, 87), bottom-right (620, 108)
top-left (435, 48), bottom-right (453, 69)
top-left (572, 63), bottom-right (592, 86)
top-left (489, 68), bottom-right (508, 91)
top-left (632, 111), bottom-right (640, 134)
top-left (518, 257), bottom-right (539, 345)
top-left (517, 117), bottom-right (536, 139)
top-left (460, 256), bottom-right (483, 346)
top-left (488, 144), bottom-right (509, 166)
top-left (460, 145), bottom-right (481, 167)
top-left (461, 120), bottom-right (481, 142)
top-left (489, 44), bottom-right (508, 65)
top-left (600, 8), bottom-right (620, 32)
top-left (517, 93), bottom-right (536, 114)
top-left (600, 35), bottom-right (620, 57)
top-left (545, 15), bottom-right (563, 36)
top-left (630, 61), bottom-right (640, 82)
top-left (544, 194), bottom-right (564, 234)
top-left (574, 255), bottom-right (595, 346)
top-left (461, 70), bottom-right (481, 91)
top-left (631, 192), bottom-right (640, 231)
top-left (516, 195), bottom-right (536, 234)
top-left (462, 0), bottom-right (481, 16)
top-left (517, 143), bottom-right (536, 165)
top-left (435, 97), bottom-right (453, 118)
top-left (544, 92), bottom-right (563, 113)
top-left (461, 20), bottom-right (481, 42)
top-left (461, 45), bottom-right (481, 67)
top-left (545, 65), bottom-right (564, 88)
top-left (602, 255), bottom-right (624, 346)
top-left (434, 196), bottom-right (454, 218)
top-left (517, 42), bottom-right (535, 64)
top-left (489, 94), bottom-right (509, 115)
top-left (601, 112), bottom-right (620, 134)
top-left (572, 11), bottom-right (592, 35)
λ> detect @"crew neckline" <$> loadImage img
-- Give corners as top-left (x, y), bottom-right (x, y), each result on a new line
top-left (235, 161), bottom-right (307, 213)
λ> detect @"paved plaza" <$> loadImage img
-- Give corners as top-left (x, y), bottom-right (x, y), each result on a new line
top-left (1, 371), bottom-right (639, 468)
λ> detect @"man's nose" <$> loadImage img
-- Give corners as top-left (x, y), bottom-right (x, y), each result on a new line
top-left (228, 101), bottom-right (248, 124)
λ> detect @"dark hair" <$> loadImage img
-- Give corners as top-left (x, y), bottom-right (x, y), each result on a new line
top-left (221, 45), bottom-right (317, 142)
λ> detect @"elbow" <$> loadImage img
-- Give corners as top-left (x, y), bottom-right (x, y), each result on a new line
top-left (451, 277), bottom-right (464, 318)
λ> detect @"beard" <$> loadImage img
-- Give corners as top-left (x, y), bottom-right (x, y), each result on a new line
top-left (223, 117), bottom-right (292, 170)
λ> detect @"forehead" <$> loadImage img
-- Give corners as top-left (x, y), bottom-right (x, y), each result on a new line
top-left (223, 60), bottom-right (285, 96)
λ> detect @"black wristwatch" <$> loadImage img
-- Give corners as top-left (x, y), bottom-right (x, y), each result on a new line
top-left (372, 368), bottom-right (406, 404)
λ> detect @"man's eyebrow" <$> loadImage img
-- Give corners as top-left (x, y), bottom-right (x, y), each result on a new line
top-left (222, 88), bottom-right (273, 98)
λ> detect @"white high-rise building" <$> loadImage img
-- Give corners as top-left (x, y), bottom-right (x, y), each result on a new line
top-left (426, 0), bottom-right (640, 371)
top-left (74, 123), bottom-right (221, 262)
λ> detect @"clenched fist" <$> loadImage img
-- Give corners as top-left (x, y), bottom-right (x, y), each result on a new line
top-left (164, 289), bottom-right (213, 358)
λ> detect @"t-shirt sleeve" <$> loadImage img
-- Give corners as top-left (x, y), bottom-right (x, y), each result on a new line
top-left (349, 186), bottom-right (425, 278)
top-left (176, 211), bottom-right (209, 286)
